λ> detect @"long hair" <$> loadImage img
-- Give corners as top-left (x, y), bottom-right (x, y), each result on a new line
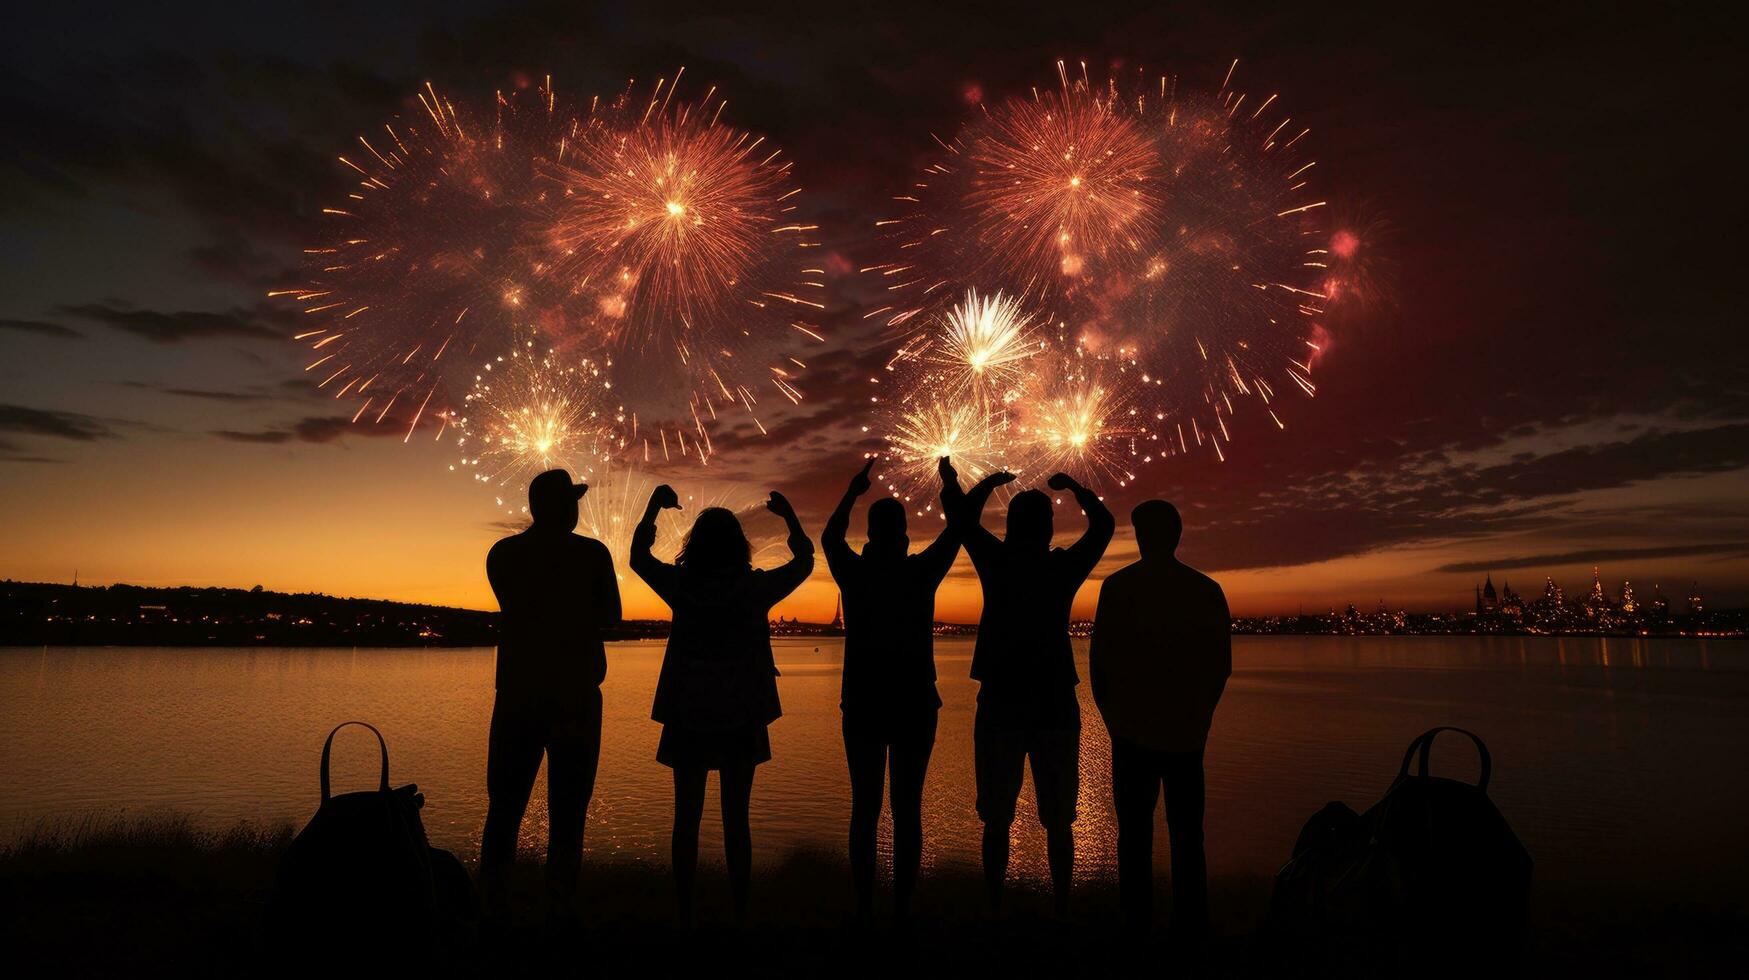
top-left (675, 506), bottom-right (752, 572)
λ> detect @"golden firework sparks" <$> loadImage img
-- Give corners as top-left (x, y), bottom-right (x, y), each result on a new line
top-left (1013, 357), bottom-right (1139, 487)
top-left (871, 60), bottom-right (1332, 465)
top-left (879, 394), bottom-right (1011, 515)
top-left (274, 81), bottom-right (571, 436)
top-left (538, 71), bottom-right (825, 456)
top-left (452, 336), bottom-right (623, 492)
top-left (932, 288), bottom-right (1042, 401)
top-left (963, 64), bottom-right (1160, 285)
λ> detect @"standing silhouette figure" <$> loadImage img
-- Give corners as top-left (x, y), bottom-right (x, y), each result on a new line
top-left (822, 456), bottom-right (963, 920)
top-left (480, 468), bottom-right (622, 926)
top-left (1090, 500), bottom-right (1230, 938)
top-left (631, 484), bottom-right (814, 925)
top-left (946, 469), bottom-right (1114, 915)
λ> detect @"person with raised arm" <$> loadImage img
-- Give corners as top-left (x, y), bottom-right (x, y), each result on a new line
top-left (946, 468), bottom-right (1114, 916)
top-left (822, 455), bottom-right (963, 921)
top-left (629, 483), bottom-right (814, 926)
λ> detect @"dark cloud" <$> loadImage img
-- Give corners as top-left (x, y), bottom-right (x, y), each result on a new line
top-left (1436, 542), bottom-right (1749, 574)
top-left (121, 381), bottom-right (273, 403)
top-left (210, 412), bottom-right (411, 446)
top-left (0, 436), bottom-right (64, 463)
top-left (186, 228), bottom-right (285, 286)
top-left (60, 302), bottom-right (286, 344)
top-left (0, 403), bottom-right (114, 441)
top-left (0, 318), bottom-right (82, 339)
top-left (1150, 422), bottom-right (1749, 575)
top-left (211, 429), bottom-right (293, 444)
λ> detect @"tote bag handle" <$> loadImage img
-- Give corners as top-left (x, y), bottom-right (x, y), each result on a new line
top-left (319, 721), bottom-right (391, 800)
top-left (1398, 726), bottom-right (1491, 793)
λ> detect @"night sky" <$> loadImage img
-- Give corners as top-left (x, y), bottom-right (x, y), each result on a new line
top-left (3, 0), bottom-right (1745, 620)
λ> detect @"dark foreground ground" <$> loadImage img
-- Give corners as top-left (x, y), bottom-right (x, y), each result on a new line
top-left (1, 815), bottom-right (1742, 977)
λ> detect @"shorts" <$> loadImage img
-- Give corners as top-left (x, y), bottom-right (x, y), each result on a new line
top-left (974, 707), bottom-right (1081, 828)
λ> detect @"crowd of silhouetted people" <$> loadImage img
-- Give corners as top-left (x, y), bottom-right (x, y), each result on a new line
top-left (480, 457), bottom-right (1230, 937)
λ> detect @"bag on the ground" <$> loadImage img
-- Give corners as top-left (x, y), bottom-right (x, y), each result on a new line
top-left (1269, 726), bottom-right (1533, 965)
top-left (272, 721), bottom-right (473, 951)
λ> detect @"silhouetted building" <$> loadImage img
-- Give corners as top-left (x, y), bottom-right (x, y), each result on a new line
top-left (1474, 575), bottom-right (1498, 616)
top-left (1584, 565), bottom-right (1609, 619)
top-left (1650, 585), bottom-right (1671, 619)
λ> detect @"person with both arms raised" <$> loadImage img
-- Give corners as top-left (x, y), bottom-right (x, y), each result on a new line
top-left (630, 482), bottom-right (814, 926)
top-left (945, 466), bottom-right (1114, 917)
top-left (821, 455), bottom-right (964, 922)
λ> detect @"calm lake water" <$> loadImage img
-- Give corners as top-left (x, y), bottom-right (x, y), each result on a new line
top-left (3, 636), bottom-right (1746, 898)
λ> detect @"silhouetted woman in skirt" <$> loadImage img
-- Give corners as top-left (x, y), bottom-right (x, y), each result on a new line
top-left (631, 483), bottom-right (814, 924)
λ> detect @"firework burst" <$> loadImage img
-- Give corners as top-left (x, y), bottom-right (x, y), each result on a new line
top-left (452, 335), bottom-right (624, 495)
top-left (963, 73), bottom-right (1160, 287)
top-left (278, 73), bottom-right (820, 466)
top-left (537, 69), bottom-right (824, 460)
top-left (871, 59), bottom-right (1332, 465)
top-left (1011, 354), bottom-right (1141, 486)
top-left (272, 81), bottom-right (573, 439)
top-left (879, 394), bottom-right (1010, 511)
top-left (931, 289), bottom-right (1043, 403)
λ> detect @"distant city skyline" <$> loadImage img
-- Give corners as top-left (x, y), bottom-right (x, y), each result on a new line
top-left (6, 576), bottom-right (1740, 650)
top-left (6, 557), bottom-right (1734, 625)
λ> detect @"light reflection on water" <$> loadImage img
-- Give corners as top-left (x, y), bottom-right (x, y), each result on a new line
top-left (1, 635), bottom-right (1744, 897)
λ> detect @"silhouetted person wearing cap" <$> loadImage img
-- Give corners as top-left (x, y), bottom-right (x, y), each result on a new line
top-left (822, 456), bottom-right (962, 921)
top-left (947, 469), bottom-right (1114, 915)
top-left (480, 469), bottom-right (622, 926)
top-left (1091, 500), bottom-right (1230, 938)
top-left (632, 483), bottom-right (814, 926)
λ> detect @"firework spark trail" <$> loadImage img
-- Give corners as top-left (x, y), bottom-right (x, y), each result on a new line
top-left (536, 72), bottom-right (825, 460)
top-left (278, 73), bottom-right (822, 467)
top-left (871, 60), bottom-right (1332, 467)
top-left (879, 394), bottom-right (1009, 514)
top-left (964, 67), bottom-right (1160, 285)
top-left (876, 293), bottom-right (1141, 495)
top-left (273, 81), bottom-right (573, 431)
top-left (1011, 352), bottom-right (1141, 487)
top-left (931, 288), bottom-right (1043, 403)
top-left (451, 335), bottom-right (623, 493)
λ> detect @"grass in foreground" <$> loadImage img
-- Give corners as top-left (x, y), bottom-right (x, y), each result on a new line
top-left (1, 814), bottom-right (1742, 977)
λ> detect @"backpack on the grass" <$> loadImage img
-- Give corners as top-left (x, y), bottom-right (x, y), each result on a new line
top-left (1270, 726), bottom-right (1533, 970)
top-left (272, 721), bottom-right (474, 953)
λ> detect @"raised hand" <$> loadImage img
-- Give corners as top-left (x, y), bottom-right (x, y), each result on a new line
top-left (1047, 472), bottom-right (1078, 492)
top-left (651, 484), bottom-right (681, 510)
top-left (982, 471), bottom-right (1018, 490)
top-left (766, 490), bottom-right (797, 520)
top-left (938, 455), bottom-right (959, 487)
top-left (848, 458), bottom-right (875, 496)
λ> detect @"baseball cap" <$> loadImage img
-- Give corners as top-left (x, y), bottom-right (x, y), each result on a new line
top-left (528, 468), bottom-right (587, 509)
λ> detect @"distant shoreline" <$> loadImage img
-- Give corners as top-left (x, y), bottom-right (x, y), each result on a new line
top-left (4, 579), bottom-right (1744, 646)
top-left (7, 630), bottom-right (1747, 650)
